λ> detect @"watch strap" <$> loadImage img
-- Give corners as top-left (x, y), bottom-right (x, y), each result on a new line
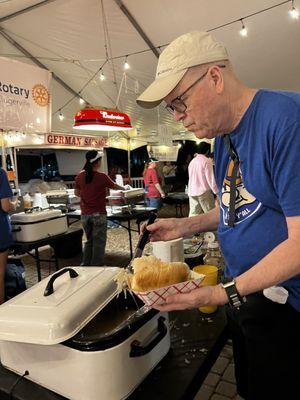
top-left (222, 280), bottom-right (246, 309)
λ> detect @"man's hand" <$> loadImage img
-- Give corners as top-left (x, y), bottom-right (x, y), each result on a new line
top-left (141, 210), bottom-right (219, 243)
top-left (152, 285), bottom-right (227, 312)
top-left (145, 217), bottom-right (188, 242)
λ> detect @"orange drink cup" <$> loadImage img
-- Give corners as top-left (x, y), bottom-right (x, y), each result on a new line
top-left (192, 265), bottom-right (218, 314)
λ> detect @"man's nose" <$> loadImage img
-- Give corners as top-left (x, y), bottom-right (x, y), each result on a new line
top-left (173, 109), bottom-right (186, 122)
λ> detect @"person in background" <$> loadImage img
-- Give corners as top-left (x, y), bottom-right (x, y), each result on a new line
top-left (0, 168), bottom-right (18, 304)
top-left (163, 161), bottom-right (177, 192)
top-left (155, 161), bottom-right (166, 194)
top-left (75, 150), bottom-right (126, 266)
top-left (137, 30), bottom-right (300, 399)
top-left (175, 154), bottom-right (191, 191)
top-left (188, 141), bottom-right (218, 216)
top-left (162, 161), bottom-right (177, 178)
top-left (108, 165), bottom-right (119, 182)
top-left (143, 158), bottom-right (165, 209)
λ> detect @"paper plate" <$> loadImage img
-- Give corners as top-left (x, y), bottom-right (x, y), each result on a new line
top-left (133, 271), bottom-right (205, 307)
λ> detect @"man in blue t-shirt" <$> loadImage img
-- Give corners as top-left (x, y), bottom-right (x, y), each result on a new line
top-left (137, 31), bottom-right (300, 399)
top-left (0, 168), bottom-right (17, 304)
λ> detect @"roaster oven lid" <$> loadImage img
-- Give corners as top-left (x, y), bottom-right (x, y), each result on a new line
top-left (0, 266), bottom-right (121, 345)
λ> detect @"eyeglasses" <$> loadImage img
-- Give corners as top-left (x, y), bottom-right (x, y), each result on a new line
top-left (165, 65), bottom-right (226, 114)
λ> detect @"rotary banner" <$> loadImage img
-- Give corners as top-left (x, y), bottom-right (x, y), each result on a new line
top-left (0, 57), bottom-right (51, 133)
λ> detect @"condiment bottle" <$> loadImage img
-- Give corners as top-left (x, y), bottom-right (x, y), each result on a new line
top-left (23, 193), bottom-right (32, 210)
top-left (203, 241), bottom-right (225, 280)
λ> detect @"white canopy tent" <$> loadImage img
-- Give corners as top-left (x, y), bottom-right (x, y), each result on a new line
top-left (0, 0), bottom-right (299, 146)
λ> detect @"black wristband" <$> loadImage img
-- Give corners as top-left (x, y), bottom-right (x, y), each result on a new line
top-left (222, 279), bottom-right (246, 309)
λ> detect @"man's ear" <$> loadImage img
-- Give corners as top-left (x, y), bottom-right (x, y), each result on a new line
top-left (210, 66), bottom-right (224, 94)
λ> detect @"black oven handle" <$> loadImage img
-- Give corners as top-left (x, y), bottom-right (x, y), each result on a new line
top-left (44, 268), bottom-right (79, 296)
top-left (129, 316), bottom-right (167, 357)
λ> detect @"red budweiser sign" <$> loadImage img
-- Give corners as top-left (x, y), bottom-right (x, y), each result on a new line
top-left (73, 108), bottom-right (133, 131)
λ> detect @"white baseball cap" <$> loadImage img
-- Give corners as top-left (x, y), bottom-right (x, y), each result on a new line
top-left (136, 31), bottom-right (229, 109)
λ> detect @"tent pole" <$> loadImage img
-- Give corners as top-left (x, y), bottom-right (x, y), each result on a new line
top-left (1, 132), bottom-right (5, 169)
top-left (127, 137), bottom-right (131, 182)
top-left (0, 0), bottom-right (58, 24)
top-left (13, 147), bottom-right (19, 188)
top-left (113, 0), bottom-right (160, 58)
top-left (0, 28), bottom-right (88, 104)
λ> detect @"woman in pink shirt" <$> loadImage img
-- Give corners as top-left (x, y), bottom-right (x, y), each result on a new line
top-left (143, 158), bottom-right (165, 209)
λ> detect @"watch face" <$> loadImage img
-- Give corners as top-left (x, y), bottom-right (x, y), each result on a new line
top-left (222, 280), bottom-right (246, 308)
top-left (223, 281), bottom-right (235, 289)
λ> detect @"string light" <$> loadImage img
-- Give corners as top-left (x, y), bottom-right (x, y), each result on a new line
top-left (58, 110), bottom-right (64, 121)
top-left (79, 97), bottom-right (85, 105)
top-left (289, 0), bottom-right (299, 18)
top-left (239, 19), bottom-right (248, 37)
top-left (99, 70), bottom-right (106, 81)
top-left (123, 56), bottom-right (130, 70)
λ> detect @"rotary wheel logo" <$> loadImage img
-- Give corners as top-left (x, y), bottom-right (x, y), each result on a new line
top-left (32, 84), bottom-right (50, 106)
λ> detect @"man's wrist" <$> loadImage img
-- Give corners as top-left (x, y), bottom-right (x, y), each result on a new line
top-left (221, 279), bottom-right (246, 309)
top-left (216, 283), bottom-right (229, 306)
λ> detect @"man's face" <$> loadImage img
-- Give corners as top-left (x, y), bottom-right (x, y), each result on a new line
top-left (164, 65), bottom-right (226, 139)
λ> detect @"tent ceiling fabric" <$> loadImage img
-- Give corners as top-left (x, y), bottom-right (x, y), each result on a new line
top-left (0, 0), bottom-right (299, 144)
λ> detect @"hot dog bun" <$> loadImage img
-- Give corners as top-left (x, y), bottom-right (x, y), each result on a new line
top-left (130, 255), bottom-right (190, 292)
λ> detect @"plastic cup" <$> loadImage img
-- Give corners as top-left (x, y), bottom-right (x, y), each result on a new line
top-left (192, 265), bottom-right (218, 314)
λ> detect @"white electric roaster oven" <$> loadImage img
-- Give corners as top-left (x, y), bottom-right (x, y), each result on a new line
top-left (0, 267), bottom-right (170, 400)
top-left (10, 208), bottom-right (68, 242)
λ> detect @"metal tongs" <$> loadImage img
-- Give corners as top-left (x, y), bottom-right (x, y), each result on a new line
top-left (126, 211), bottom-right (157, 273)
top-left (123, 212), bottom-right (157, 318)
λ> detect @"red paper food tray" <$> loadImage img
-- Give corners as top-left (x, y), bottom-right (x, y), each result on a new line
top-left (133, 271), bottom-right (205, 307)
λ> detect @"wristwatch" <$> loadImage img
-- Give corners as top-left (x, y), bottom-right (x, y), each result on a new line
top-left (222, 280), bottom-right (246, 309)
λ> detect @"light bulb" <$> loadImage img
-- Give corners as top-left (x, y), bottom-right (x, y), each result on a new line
top-left (289, 6), bottom-right (299, 19)
top-left (79, 97), bottom-right (85, 105)
top-left (124, 57), bottom-right (130, 70)
top-left (239, 20), bottom-right (248, 37)
top-left (99, 72), bottom-right (105, 81)
top-left (58, 111), bottom-right (64, 121)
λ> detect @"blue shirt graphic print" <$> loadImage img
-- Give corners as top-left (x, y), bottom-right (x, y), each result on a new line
top-left (220, 157), bottom-right (262, 226)
top-left (214, 90), bottom-right (300, 311)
